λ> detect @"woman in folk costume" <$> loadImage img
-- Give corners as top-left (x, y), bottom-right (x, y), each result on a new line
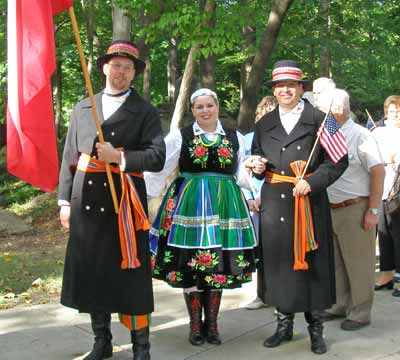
top-left (145, 88), bottom-right (257, 346)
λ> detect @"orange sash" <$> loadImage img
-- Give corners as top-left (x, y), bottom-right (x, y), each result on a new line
top-left (265, 160), bottom-right (317, 271)
top-left (77, 153), bottom-right (150, 270)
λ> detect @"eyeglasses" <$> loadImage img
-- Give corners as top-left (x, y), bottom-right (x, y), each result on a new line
top-left (108, 63), bottom-right (135, 72)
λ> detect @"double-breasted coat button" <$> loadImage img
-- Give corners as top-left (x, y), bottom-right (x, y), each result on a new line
top-left (88, 180), bottom-right (93, 185)
top-left (111, 131), bottom-right (115, 136)
top-left (281, 170), bottom-right (285, 175)
top-left (104, 182), bottom-right (108, 187)
top-left (100, 207), bottom-right (105, 212)
top-left (282, 147), bottom-right (286, 152)
top-left (85, 205), bottom-right (91, 211)
top-left (280, 217), bottom-right (285, 222)
top-left (281, 193), bottom-right (286, 199)
top-left (297, 145), bottom-right (301, 150)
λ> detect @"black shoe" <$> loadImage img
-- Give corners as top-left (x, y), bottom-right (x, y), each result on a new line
top-left (374, 280), bottom-right (394, 291)
top-left (392, 288), bottom-right (400, 297)
top-left (305, 311), bottom-right (327, 355)
top-left (340, 319), bottom-right (370, 331)
top-left (131, 327), bottom-right (151, 360)
top-left (320, 311), bottom-right (345, 322)
top-left (84, 313), bottom-right (113, 360)
top-left (263, 311), bottom-right (294, 348)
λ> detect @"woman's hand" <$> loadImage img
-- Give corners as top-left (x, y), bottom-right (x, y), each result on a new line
top-left (247, 199), bottom-right (260, 212)
top-left (245, 155), bottom-right (268, 174)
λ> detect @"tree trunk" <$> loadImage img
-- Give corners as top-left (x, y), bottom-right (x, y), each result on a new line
top-left (237, 0), bottom-right (294, 132)
top-left (168, 37), bottom-right (178, 108)
top-left (170, 47), bottom-right (197, 130)
top-left (80, 0), bottom-right (95, 75)
top-left (240, 23), bottom-right (256, 99)
top-left (54, 57), bottom-right (63, 140)
top-left (199, 0), bottom-right (216, 90)
top-left (318, 0), bottom-right (331, 77)
top-left (136, 11), bottom-right (153, 101)
top-left (112, 2), bottom-right (131, 41)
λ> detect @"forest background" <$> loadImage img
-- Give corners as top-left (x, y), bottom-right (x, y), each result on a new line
top-left (0, 0), bottom-right (399, 306)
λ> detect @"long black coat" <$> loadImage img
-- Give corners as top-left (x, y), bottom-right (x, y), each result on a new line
top-left (58, 89), bottom-right (165, 315)
top-left (252, 102), bottom-right (348, 313)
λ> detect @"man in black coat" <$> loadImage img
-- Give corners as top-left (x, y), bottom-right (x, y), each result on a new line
top-left (58, 40), bottom-right (165, 360)
top-left (249, 60), bottom-right (348, 354)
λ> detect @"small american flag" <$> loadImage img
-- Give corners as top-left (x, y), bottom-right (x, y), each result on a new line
top-left (319, 112), bottom-right (348, 163)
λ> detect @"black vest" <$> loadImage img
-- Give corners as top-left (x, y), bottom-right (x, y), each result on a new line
top-left (179, 125), bottom-right (239, 175)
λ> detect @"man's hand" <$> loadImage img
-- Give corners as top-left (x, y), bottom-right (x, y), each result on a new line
top-left (293, 179), bottom-right (311, 197)
top-left (363, 211), bottom-right (378, 231)
top-left (60, 205), bottom-right (71, 230)
top-left (95, 142), bottom-right (121, 164)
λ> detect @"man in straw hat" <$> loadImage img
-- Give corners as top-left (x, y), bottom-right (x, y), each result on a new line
top-left (58, 40), bottom-right (165, 360)
top-left (248, 60), bottom-right (348, 354)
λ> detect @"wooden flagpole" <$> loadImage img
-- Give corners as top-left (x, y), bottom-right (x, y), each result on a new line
top-left (300, 101), bottom-right (333, 180)
top-left (68, 7), bottom-right (119, 214)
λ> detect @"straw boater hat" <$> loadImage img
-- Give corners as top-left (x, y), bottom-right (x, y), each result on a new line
top-left (96, 40), bottom-right (146, 75)
top-left (267, 60), bottom-right (310, 87)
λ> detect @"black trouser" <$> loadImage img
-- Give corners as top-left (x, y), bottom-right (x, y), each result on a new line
top-left (378, 201), bottom-right (400, 273)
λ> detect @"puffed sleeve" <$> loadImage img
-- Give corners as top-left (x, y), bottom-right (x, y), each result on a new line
top-left (144, 128), bottom-right (182, 198)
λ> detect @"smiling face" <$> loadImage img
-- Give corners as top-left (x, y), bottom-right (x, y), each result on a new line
top-left (191, 95), bottom-right (219, 132)
top-left (103, 56), bottom-right (135, 93)
top-left (272, 80), bottom-right (304, 111)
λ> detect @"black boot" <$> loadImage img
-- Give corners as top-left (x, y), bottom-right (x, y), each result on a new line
top-left (305, 311), bottom-right (327, 354)
top-left (263, 310), bottom-right (294, 348)
top-left (131, 327), bottom-right (151, 360)
top-left (204, 289), bottom-right (222, 345)
top-left (83, 313), bottom-right (113, 360)
top-left (183, 291), bottom-right (205, 346)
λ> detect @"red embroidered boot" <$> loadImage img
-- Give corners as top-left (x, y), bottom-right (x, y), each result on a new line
top-left (204, 289), bottom-right (222, 345)
top-left (183, 291), bottom-right (205, 346)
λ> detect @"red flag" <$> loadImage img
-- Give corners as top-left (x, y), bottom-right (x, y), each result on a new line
top-left (7, 0), bottom-right (73, 192)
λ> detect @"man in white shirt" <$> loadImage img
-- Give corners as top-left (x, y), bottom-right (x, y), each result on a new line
top-left (321, 89), bottom-right (385, 330)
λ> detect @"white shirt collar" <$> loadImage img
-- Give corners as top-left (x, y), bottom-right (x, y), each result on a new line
top-left (279, 99), bottom-right (304, 116)
top-left (193, 119), bottom-right (226, 136)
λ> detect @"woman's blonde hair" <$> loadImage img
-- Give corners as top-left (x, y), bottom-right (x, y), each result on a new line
top-left (255, 96), bottom-right (278, 122)
top-left (383, 95), bottom-right (400, 117)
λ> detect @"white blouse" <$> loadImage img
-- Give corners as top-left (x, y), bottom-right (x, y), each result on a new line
top-left (144, 120), bottom-right (250, 198)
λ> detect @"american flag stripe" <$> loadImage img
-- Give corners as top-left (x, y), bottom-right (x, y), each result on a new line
top-left (319, 111), bottom-right (348, 163)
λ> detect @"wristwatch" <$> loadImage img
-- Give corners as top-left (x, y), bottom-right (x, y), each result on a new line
top-left (368, 208), bottom-right (379, 215)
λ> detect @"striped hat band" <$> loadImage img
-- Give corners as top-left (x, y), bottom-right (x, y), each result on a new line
top-left (107, 42), bottom-right (139, 59)
top-left (271, 67), bottom-right (303, 82)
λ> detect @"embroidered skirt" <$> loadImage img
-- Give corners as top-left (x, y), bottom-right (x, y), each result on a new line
top-left (149, 172), bottom-right (257, 289)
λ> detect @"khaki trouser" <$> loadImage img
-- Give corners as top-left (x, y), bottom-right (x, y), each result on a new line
top-left (329, 199), bottom-right (375, 323)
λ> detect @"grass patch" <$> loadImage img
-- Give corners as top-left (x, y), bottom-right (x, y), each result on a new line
top-left (0, 246), bottom-right (65, 309)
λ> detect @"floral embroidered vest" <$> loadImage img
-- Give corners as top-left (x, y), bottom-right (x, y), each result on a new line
top-left (179, 125), bottom-right (239, 175)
